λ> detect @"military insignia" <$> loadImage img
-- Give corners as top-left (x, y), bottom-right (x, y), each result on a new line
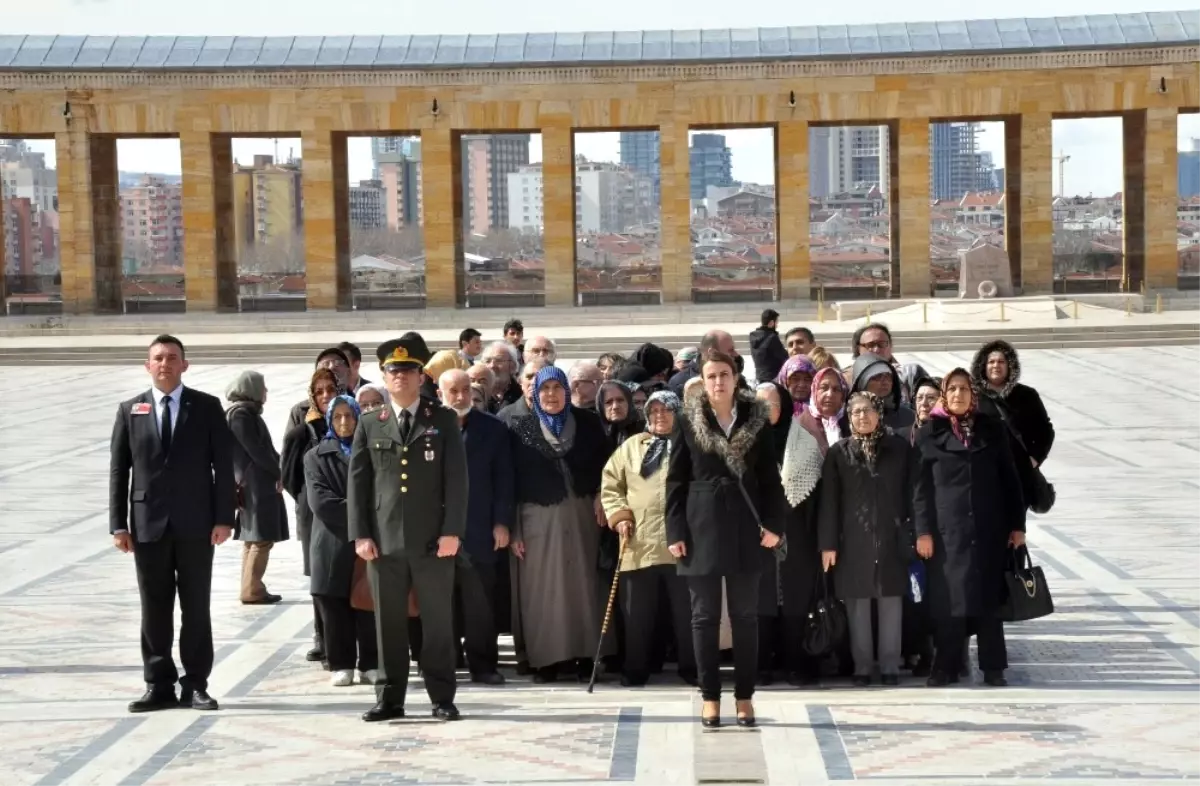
top-left (383, 346), bottom-right (409, 365)
top-left (132, 403), bottom-right (151, 415)
top-left (378, 405), bottom-right (389, 421)
top-left (426, 427), bottom-right (439, 436)
top-left (423, 407), bottom-right (432, 418)
top-left (425, 449), bottom-right (435, 461)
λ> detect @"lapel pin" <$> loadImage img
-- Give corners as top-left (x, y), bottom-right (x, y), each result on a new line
top-left (132, 403), bottom-right (151, 415)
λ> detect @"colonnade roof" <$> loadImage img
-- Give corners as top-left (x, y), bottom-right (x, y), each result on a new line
top-left (0, 12), bottom-right (1196, 70)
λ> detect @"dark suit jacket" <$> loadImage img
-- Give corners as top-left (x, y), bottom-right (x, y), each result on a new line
top-left (347, 397), bottom-right (468, 557)
top-left (109, 387), bottom-right (236, 542)
top-left (461, 409), bottom-right (515, 564)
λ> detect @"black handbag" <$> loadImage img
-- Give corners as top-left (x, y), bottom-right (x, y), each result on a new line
top-left (992, 402), bottom-right (1056, 514)
top-left (802, 573), bottom-right (848, 657)
top-left (999, 545), bottom-right (1055, 622)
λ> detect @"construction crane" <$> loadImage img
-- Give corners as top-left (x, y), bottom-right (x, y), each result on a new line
top-left (1053, 150), bottom-right (1071, 197)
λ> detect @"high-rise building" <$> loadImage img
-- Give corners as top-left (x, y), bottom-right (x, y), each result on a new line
top-left (1, 140), bottom-right (59, 277)
top-left (508, 159), bottom-right (654, 235)
top-left (507, 163), bottom-right (544, 232)
top-left (1179, 138), bottom-right (1200, 200)
top-left (812, 126), bottom-right (890, 195)
top-left (809, 128), bottom-right (832, 198)
top-left (0, 140), bottom-right (57, 213)
top-left (376, 139), bottom-right (424, 230)
top-left (619, 131), bottom-right (661, 204)
top-left (461, 134), bottom-right (531, 236)
top-left (119, 174), bottom-right (183, 271)
top-left (689, 133), bottom-right (734, 199)
top-left (930, 122), bottom-right (997, 201)
top-left (348, 179), bottom-right (386, 230)
top-left (230, 155), bottom-right (303, 263)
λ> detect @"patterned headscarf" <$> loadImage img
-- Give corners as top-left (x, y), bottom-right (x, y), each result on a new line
top-left (306, 367), bottom-right (343, 423)
top-left (532, 365), bottom-right (571, 438)
top-left (324, 394), bottom-right (361, 457)
top-left (640, 390), bottom-right (681, 478)
top-left (807, 366), bottom-right (847, 423)
top-left (775, 355), bottom-right (817, 416)
top-left (847, 391), bottom-right (886, 468)
top-left (930, 368), bottom-right (977, 447)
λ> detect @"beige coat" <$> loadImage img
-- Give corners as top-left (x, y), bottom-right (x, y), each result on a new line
top-left (600, 433), bottom-right (676, 573)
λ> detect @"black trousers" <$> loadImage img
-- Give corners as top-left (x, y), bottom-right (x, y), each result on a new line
top-left (369, 553), bottom-right (456, 706)
top-left (454, 561), bottom-right (499, 676)
top-left (758, 611), bottom-right (815, 677)
top-left (132, 531), bottom-right (214, 691)
top-left (687, 573), bottom-right (760, 701)
top-left (311, 597), bottom-right (325, 651)
top-left (933, 614), bottom-right (1008, 675)
top-left (902, 594), bottom-right (932, 664)
top-left (314, 595), bottom-right (378, 672)
top-left (620, 565), bottom-right (695, 680)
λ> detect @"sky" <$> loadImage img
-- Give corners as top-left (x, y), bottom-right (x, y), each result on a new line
top-left (11, 0), bottom-right (1200, 196)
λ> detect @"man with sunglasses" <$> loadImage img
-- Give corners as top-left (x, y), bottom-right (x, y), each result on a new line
top-left (850, 323), bottom-right (913, 406)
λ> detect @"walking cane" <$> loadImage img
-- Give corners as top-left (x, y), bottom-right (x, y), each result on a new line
top-left (587, 534), bottom-right (628, 694)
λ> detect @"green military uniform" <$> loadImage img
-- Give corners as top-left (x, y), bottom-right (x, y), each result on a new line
top-left (348, 340), bottom-right (467, 712)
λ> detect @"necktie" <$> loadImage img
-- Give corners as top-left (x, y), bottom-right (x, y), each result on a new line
top-left (400, 409), bottom-right (412, 442)
top-left (160, 396), bottom-right (173, 454)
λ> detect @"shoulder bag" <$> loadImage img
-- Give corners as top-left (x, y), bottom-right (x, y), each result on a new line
top-left (998, 545), bottom-right (1055, 622)
top-left (735, 475), bottom-right (787, 562)
top-left (991, 402), bottom-right (1056, 514)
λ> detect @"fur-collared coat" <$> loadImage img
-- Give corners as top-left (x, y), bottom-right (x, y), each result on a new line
top-left (665, 391), bottom-right (788, 577)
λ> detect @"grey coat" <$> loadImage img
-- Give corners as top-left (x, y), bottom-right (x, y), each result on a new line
top-left (227, 403), bottom-right (289, 543)
top-left (304, 440), bottom-right (355, 598)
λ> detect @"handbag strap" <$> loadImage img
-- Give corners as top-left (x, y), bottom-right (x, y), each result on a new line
top-left (989, 395), bottom-right (1032, 456)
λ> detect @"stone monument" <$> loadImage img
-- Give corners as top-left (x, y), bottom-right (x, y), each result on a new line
top-left (958, 240), bottom-right (1014, 298)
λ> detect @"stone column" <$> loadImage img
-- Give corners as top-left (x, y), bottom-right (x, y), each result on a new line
top-left (300, 129), bottom-right (351, 310)
top-left (889, 118), bottom-right (931, 298)
top-left (181, 132), bottom-right (237, 311)
top-left (541, 121), bottom-right (575, 307)
top-left (86, 135), bottom-right (123, 314)
top-left (1125, 108), bottom-right (1179, 291)
top-left (1010, 113), bottom-right (1053, 293)
top-left (659, 119), bottom-right (692, 303)
top-left (776, 120), bottom-right (810, 302)
top-left (421, 127), bottom-right (462, 308)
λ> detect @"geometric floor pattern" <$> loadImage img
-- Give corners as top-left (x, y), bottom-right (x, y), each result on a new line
top-left (0, 345), bottom-right (1197, 785)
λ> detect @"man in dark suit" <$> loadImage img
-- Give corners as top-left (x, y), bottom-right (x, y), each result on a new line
top-left (349, 337), bottom-right (468, 722)
top-left (109, 334), bottom-right (236, 713)
top-left (436, 369), bottom-right (513, 685)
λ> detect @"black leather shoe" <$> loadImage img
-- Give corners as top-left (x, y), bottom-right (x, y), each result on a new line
top-left (306, 647), bottom-right (326, 663)
top-left (128, 689), bottom-right (177, 713)
top-left (926, 671), bottom-right (960, 688)
top-left (881, 674), bottom-right (900, 687)
top-left (471, 672), bottom-right (506, 686)
top-left (788, 671), bottom-right (819, 687)
top-left (180, 688), bottom-right (219, 710)
top-left (983, 671), bottom-right (1008, 687)
top-left (851, 675), bottom-right (871, 688)
top-left (432, 702), bottom-right (461, 721)
top-left (242, 594), bottom-right (282, 605)
top-left (515, 660), bottom-right (531, 676)
top-left (532, 667), bottom-right (558, 684)
top-left (362, 700), bottom-right (405, 722)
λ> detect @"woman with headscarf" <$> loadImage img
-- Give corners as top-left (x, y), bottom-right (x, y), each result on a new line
top-left (666, 350), bottom-right (787, 728)
top-left (913, 369), bottom-right (1027, 687)
top-left (970, 340), bottom-right (1055, 507)
top-left (355, 382), bottom-right (389, 414)
top-left (775, 355), bottom-right (817, 418)
top-left (509, 366), bottom-right (612, 683)
top-left (803, 366), bottom-right (851, 448)
top-left (304, 394), bottom-right (379, 687)
top-left (817, 392), bottom-right (915, 687)
top-left (282, 367), bottom-right (341, 664)
top-left (597, 380), bottom-right (644, 456)
top-left (600, 391), bottom-right (696, 687)
top-left (225, 371), bottom-right (289, 605)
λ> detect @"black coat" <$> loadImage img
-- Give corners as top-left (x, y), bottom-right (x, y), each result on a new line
top-left (666, 392), bottom-right (787, 577)
top-left (509, 406), bottom-right (609, 507)
top-left (759, 490), bottom-right (820, 616)
top-left (227, 403), bottom-right (289, 543)
top-left (461, 409), bottom-right (515, 564)
top-left (913, 414), bottom-right (1026, 619)
top-left (749, 326), bottom-right (788, 384)
top-left (817, 433), bottom-right (914, 600)
top-left (304, 440), bottom-right (355, 597)
top-left (281, 418), bottom-right (326, 575)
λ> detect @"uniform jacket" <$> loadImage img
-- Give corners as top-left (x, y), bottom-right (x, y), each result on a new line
top-left (913, 413), bottom-right (1026, 618)
top-left (600, 432), bottom-right (675, 572)
top-left (347, 397), bottom-right (468, 557)
top-left (460, 409), bottom-right (515, 564)
top-left (227, 402), bottom-right (288, 543)
top-left (817, 433), bottom-right (914, 600)
top-left (304, 440), bottom-right (355, 597)
top-left (665, 391), bottom-right (787, 577)
top-left (109, 386), bottom-right (235, 542)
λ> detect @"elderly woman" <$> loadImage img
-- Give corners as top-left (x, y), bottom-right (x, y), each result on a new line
top-left (282, 367), bottom-right (341, 664)
top-left (667, 350), bottom-right (787, 728)
top-left (818, 392), bottom-right (914, 687)
top-left (305, 395), bottom-right (378, 687)
top-left (509, 366), bottom-right (611, 683)
top-left (597, 381), bottom-right (644, 455)
top-left (355, 382), bottom-right (388, 414)
top-left (914, 369), bottom-right (1026, 687)
top-left (600, 391), bottom-right (696, 687)
top-left (805, 366), bottom-right (850, 447)
top-left (775, 355), bottom-right (817, 417)
top-left (225, 371), bottom-right (288, 605)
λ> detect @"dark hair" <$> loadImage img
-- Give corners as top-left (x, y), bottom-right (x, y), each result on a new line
top-left (761, 308), bottom-right (779, 326)
top-left (851, 322), bottom-right (893, 357)
top-left (785, 326), bottom-right (814, 344)
top-left (149, 334), bottom-right (185, 359)
top-left (459, 328), bottom-right (481, 347)
top-left (503, 318), bottom-right (524, 334)
top-left (699, 349), bottom-right (738, 376)
top-left (336, 341), bottom-right (362, 363)
top-left (315, 347), bottom-right (350, 367)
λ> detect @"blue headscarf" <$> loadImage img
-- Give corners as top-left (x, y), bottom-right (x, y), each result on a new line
top-left (532, 365), bottom-right (571, 438)
top-left (324, 394), bottom-right (361, 456)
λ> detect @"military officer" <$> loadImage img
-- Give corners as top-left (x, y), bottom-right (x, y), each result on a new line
top-left (349, 336), bottom-right (469, 722)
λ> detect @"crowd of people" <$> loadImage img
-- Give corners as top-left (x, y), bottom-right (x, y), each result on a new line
top-left (109, 311), bottom-right (1055, 728)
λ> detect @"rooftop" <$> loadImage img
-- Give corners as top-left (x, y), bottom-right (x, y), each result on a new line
top-left (0, 12), bottom-right (1195, 71)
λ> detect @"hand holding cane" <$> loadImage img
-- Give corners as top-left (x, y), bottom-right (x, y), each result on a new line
top-left (587, 533), bottom-right (628, 694)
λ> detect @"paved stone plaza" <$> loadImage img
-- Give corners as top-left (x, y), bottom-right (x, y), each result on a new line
top-left (1, 345), bottom-right (1198, 785)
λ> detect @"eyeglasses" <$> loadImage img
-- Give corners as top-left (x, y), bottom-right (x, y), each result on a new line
top-left (848, 407), bottom-right (876, 417)
top-left (859, 339), bottom-right (891, 351)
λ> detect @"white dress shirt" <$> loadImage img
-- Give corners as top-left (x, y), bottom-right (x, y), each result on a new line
top-left (151, 384), bottom-right (184, 439)
top-left (389, 397), bottom-right (422, 426)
